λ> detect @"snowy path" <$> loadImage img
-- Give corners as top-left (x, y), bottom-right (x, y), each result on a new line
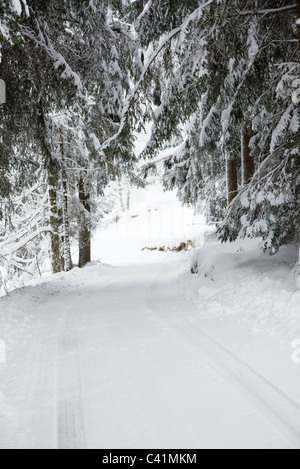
top-left (0, 259), bottom-right (299, 449)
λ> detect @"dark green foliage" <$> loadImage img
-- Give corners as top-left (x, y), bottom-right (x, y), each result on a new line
top-left (0, 0), bottom-right (141, 278)
top-left (135, 0), bottom-right (300, 252)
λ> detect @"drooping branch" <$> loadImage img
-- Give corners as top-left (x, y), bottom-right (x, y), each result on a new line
top-left (136, 0), bottom-right (153, 24)
top-left (98, 0), bottom-right (215, 154)
top-left (240, 4), bottom-right (297, 15)
top-left (21, 25), bottom-right (84, 93)
top-left (139, 142), bottom-right (186, 176)
top-left (0, 226), bottom-right (52, 258)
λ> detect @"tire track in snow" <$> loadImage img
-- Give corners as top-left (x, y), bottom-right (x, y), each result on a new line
top-left (173, 316), bottom-right (300, 449)
top-left (54, 276), bottom-right (114, 449)
top-left (144, 262), bottom-right (300, 448)
top-left (54, 298), bottom-right (86, 450)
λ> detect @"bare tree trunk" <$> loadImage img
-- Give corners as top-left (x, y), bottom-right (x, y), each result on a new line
top-left (58, 206), bottom-right (65, 271)
top-left (59, 132), bottom-right (73, 272)
top-left (78, 177), bottom-right (91, 268)
top-left (62, 174), bottom-right (73, 272)
top-left (40, 107), bottom-right (61, 274)
top-left (226, 156), bottom-right (238, 205)
top-left (296, 0), bottom-right (300, 288)
top-left (48, 167), bottom-right (61, 274)
top-left (242, 124), bottom-right (255, 186)
top-left (127, 190), bottom-right (131, 211)
top-left (119, 179), bottom-right (126, 212)
top-left (297, 0), bottom-right (300, 46)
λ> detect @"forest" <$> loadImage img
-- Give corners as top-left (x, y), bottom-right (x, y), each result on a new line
top-left (0, 0), bottom-right (300, 290)
top-left (2, 0), bottom-right (300, 452)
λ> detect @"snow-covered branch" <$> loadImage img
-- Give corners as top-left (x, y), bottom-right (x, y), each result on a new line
top-left (21, 26), bottom-right (83, 92)
top-left (240, 4), bottom-right (297, 15)
top-left (0, 226), bottom-right (52, 258)
top-left (139, 142), bottom-right (186, 175)
top-left (98, 0), bottom-right (215, 154)
top-left (136, 0), bottom-right (153, 24)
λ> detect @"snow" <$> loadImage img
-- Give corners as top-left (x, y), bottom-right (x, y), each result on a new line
top-left (53, 51), bottom-right (83, 90)
top-left (1, 184), bottom-right (300, 449)
top-left (90, 133), bottom-right (101, 151)
top-left (136, 0), bottom-right (152, 23)
top-left (0, 340), bottom-right (5, 364)
top-left (270, 104), bottom-right (294, 152)
top-left (292, 79), bottom-right (300, 105)
top-left (99, 0), bottom-right (215, 155)
top-left (10, 0), bottom-right (22, 16)
top-left (291, 340), bottom-right (300, 364)
top-left (191, 237), bottom-right (299, 337)
top-left (247, 23), bottom-right (259, 61)
top-left (92, 183), bottom-right (204, 266)
top-left (221, 103), bottom-right (233, 136)
top-left (0, 226), bottom-right (52, 258)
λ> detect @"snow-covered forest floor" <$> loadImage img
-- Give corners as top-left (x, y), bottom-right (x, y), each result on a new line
top-left (0, 184), bottom-right (300, 449)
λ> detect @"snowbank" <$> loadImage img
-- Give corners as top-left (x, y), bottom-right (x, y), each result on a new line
top-left (191, 237), bottom-right (300, 338)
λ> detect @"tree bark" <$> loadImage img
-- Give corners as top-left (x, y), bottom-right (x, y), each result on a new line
top-left (227, 156), bottom-right (238, 205)
top-left (59, 132), bottom-right (73, 272)
top-left (242, 125), bottom-right (255, 185)
top-left (119, 180), bottom-right (126, 212)
top-left (40, 107), bottom-right (61, 274)
top-left (127, 190), bottom-right (131, 211)
top-left (296, 0), bottom-right (300, 288)
top-left (62, 174), bottom-right (73, 272)
top-left (58, 206), bottom-right (64, 271)
top-left (297, 0), bottom-right (300, 46)
top-left (78, 177), bottom-right (91, 268)
top-left (48, 168), bottom-right (61, 274)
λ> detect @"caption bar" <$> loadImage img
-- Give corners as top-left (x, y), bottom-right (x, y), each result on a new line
top-left (101, 453), bottom-right (197, 465)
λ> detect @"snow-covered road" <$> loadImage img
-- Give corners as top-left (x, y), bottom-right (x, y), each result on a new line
top-left (1, 184), bottom-right (299, 449)
top-left (1, 258), bottom-right (299, 449)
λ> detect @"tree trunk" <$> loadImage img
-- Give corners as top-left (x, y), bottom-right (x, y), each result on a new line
top-left (119, 180), bottom-right (126, 212)
top-left (78, 177), bottom-right (91, 268)
top-left (62, 174), bottom-right (73, 272)
top-left (297, 0), bottom-right (300, 46)
top-left (127, 190), bottom-right (131, 211)
top-left (58, 206), bottom-right (65, 271)
top-left (59, 132), bottom-right (73, 272)
top-left (48, 168), bottom-right (61, 274)
top-left (227, 156), bottom-right (238, 205)
top-left (296, 0), bottom-right (300, 288)
top-left (242, 125), bottom-right (255, 186)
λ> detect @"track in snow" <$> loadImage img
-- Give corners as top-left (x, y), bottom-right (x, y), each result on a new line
top-left (55, 309), bottom-right (86, 450)
top-left (145, 263), bottom-right (300, 449)
top-left (172, 317), bottom-right (300, 449)
top-left (1, 260), bottom-right (299, 449)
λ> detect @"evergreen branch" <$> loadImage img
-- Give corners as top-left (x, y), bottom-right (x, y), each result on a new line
top-left (136, 0), bottom-right (153, 24)
top-left (0, 226), bottom-right (53, 258)
top-left (139, 154), bottom-right (174, 174)
top-left (98, 0), bottom-right (215, 154)
top-left (139, 142), bottom-right (187, 176)
top-left (240, 4), bottom-right (297, 15)
top-left (21, 25), bottom-right (84, 93)
top-left (223, 135), bottom-right (300, 223)
top-left (0, 255), bottom-right (35, 276)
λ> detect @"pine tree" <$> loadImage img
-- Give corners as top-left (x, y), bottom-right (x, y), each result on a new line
top-left (0, 0), bottom-right (27, 53)
top-left (135, 1), bottom-right (300, 256)
top-left (218, 1), bottom-right (300, 253)
top-left (0, 0), bottom-right (141, 284)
